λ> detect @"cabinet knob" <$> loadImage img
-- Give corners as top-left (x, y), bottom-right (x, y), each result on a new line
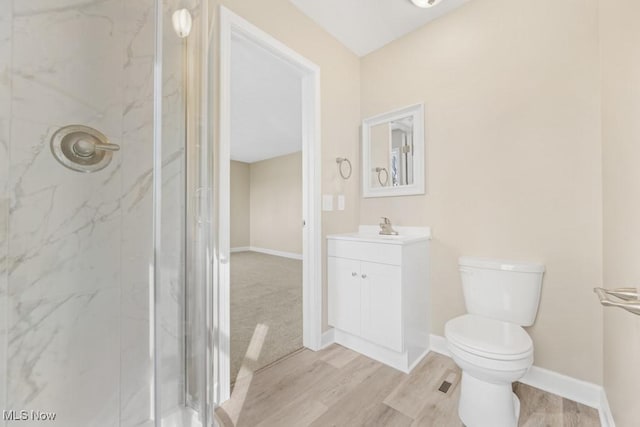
top-left (351, 272), bottom-right (357, 277)
top-left (361, 274), bottom-right (367, 279)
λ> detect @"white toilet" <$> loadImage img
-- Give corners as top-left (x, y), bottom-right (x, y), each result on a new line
top-left (445, 256), bottom-right (544, 427)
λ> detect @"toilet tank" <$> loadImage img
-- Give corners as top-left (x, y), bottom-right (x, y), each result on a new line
top-left (459, 257), bottom-right (545, 326)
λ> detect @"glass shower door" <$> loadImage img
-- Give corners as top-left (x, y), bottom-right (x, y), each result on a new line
top-left (155, 1), bottom-right (214, 426)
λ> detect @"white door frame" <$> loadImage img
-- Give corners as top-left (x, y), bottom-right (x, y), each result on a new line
top-left (217, 6), bottom-right (322, 404)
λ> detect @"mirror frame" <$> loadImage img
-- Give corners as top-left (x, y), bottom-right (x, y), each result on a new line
top-left (362, 103), bottom-right (425, 198)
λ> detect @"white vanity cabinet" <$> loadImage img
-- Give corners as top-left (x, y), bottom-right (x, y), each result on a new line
top-left (328, 257), bottom-right (403, 350)
top-left (327, 227), bottom-right (431, 373)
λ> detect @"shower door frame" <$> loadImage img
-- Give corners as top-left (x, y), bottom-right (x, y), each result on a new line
top-left (153, 0), bottom-right (216, 424)
top-left (216, 6), bottom-right (323, 404)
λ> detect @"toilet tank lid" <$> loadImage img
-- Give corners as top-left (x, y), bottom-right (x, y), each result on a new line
top-left (459, 257), bottom-right (545, 273)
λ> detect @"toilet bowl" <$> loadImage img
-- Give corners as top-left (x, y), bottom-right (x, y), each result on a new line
top-left (446, 314), bottom-right (534, 427)
top-left (445, 257), bottom-right (544, 427)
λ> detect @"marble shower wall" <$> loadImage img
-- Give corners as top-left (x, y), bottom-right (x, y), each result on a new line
top-left (0, 0), bottom-right (177, 426)
top-left (119, 1), bottom-right (157, 426)
top-left (0, 0), bottom-right (11, 418)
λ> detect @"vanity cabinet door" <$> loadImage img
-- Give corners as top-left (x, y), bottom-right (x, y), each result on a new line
top-left (361, 261), bottom-right (403, 352)
top-left (328, 256), bottom-right (362, 336)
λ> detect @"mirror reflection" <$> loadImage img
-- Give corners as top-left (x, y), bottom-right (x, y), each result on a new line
top-left (362, 103), bottom-right (424, 198)
top-left (370, 116), bottom-right (414, 188)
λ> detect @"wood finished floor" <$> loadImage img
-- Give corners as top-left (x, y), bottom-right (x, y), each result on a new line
top-left (216, 344), bottom-right (601, 427)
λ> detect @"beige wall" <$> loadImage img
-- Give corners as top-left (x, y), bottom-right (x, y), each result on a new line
top-left (601, 0), bottom-right (640, 424)
top-left (231, 154), bottom-right (302, 253)
top-left (216, 0), bottom-right (613, 388)
top-left (250, 152), bottom-right (302, 254)
top-left (231, 160), bottom-right (250, 248)
top-left (214, 0), bottom-right (362, 329)
top-left (360, 0), bottom-right (603, 384)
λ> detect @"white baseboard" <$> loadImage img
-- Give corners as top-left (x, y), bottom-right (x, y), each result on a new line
top-left (520, 366), bottom-right (602, 408)
top-left (520, 365), bottom-right (601, 409)
top-left (320, 328), bottom-right (335, 349)
top-left (599, 388), bottom-right (616, 427)
top-left (334, 329), bottom-right (430, 373)
top-left (429, 334), bottom-right (615, 426)
top-left (232, 246), bottom-right (303, 260)
top-left (407, 346), bottom-right (431, 372)
top-left (522, 366), bottom-right (615, 427)
top-left (429, 334), bottom-right (450, 356)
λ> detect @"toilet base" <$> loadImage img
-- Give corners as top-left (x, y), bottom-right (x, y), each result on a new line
top-left (458, 372), bottom-right (520, 427)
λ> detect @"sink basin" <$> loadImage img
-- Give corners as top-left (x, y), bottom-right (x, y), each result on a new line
top-left (327, 225), bottom-right (431, 245)
top-left (327, 232), bottom-right (427, 245)
top-left (354, 233), bottom-right (407, 240)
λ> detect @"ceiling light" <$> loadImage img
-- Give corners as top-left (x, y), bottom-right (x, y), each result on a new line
top-left (410, 0), bottom-right (443, 8)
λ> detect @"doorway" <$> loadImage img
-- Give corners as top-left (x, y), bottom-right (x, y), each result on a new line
top-left (217, 7), bottom-right (322, 404)
top-left (228, 33), bottom-right (304, 381)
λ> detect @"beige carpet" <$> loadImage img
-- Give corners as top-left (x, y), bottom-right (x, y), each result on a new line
top-left (230, 251), bottom-right (302, 385)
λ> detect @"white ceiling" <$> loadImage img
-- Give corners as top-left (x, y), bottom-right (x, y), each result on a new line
top-left (289, 0), bottom-right (471, 57)
top-left (231, 34), bottom-right (303, 164)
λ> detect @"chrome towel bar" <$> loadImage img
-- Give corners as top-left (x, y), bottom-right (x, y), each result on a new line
top-left (594, 287), bottom-right (640, 316)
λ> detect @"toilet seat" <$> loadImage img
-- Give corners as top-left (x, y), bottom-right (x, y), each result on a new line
top-left (445, 314), bottom-right (533, 361)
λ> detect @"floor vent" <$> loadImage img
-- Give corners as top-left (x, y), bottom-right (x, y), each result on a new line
top-left (437, 369), bottom-right (460, 395)
top-left (438, 381), bottom-right (452, 394)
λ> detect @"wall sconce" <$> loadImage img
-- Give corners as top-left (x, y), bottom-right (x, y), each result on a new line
top-left (172, 9), bottom-right (193, 38)
top-left (410, 0), bottom-right (443, 8)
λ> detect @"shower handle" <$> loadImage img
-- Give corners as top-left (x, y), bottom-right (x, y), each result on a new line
top-left (51, 124), bottom-right (120, 173)
top-left (72, 138), bottom-right (120, 158)
top-left (94, 142), bottom-right (120, 152)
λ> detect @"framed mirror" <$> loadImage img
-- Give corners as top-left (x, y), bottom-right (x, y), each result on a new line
top-left (362, 103), bottom-right (425, 198)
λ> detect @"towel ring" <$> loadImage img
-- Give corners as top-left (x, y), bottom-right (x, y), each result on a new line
top-left (336, 157), bottom-right (352, 180)
top-left (375, 167), bottom-right (389, 186)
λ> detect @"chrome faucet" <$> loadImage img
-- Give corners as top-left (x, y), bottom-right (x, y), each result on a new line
top-left (379, 217), bottom-right (398, 235)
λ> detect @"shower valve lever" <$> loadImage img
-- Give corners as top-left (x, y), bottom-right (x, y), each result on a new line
top-left (94, 142), bottom-right (120, 152)
top-left (51, 125), bottom-right (119, 173)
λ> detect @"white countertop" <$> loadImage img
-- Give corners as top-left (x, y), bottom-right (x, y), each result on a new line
top-left (327, 225), bottom-right (431, 245)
